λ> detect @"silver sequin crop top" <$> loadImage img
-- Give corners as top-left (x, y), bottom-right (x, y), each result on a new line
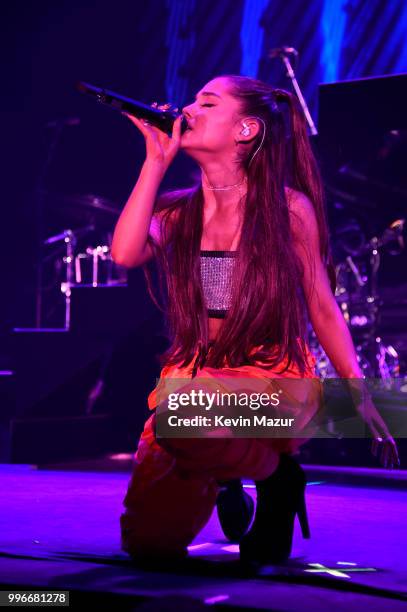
top-left (200, 250), bottom-right (237, 318)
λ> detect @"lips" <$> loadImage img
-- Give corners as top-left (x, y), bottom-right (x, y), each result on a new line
top-left (184, 117), bottom-right (193, 130)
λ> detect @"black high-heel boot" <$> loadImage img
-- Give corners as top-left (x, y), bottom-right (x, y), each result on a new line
top-left (216, 480), bottom-right (255, 542)
top-left (239, 454), bottom-right (310, 564)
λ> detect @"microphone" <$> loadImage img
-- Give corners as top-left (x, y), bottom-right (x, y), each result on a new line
top-left (76, 81), bottom-right (188, 136)
top-left (268, 46), bottom-right (299, 58)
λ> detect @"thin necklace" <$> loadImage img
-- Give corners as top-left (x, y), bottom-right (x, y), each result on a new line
top-left (203, 175), bottom-right (247, 191)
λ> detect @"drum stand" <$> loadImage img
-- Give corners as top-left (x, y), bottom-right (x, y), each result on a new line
top-left (43, 225), bottom-right (94, 330)
top-left (312, 224), bottom-right (402, 385)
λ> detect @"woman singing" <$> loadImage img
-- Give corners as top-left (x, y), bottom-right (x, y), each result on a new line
top-left (111, 75), bottom-right (399, 565)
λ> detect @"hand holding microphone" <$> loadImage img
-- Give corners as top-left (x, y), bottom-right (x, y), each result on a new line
top-left (123, 102), bottom-right (183, 171)
top-left (77, 81), bottom-right (187, 172)
top-left (76, 81), bottom-right (188, 135)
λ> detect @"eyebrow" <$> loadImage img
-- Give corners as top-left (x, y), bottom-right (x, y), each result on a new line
top-left (195, 91), bottom-right (221, 100)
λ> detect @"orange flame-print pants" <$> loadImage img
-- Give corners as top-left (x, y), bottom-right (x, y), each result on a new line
top-left (120, 343), bottom-right (322, 559)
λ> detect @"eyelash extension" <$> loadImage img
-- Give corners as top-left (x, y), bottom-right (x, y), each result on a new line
top-left (201, 103), bottom-right (215, 107)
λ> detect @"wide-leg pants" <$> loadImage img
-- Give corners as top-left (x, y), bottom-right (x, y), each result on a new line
top-left (120, 343), bottom-right (322, 559)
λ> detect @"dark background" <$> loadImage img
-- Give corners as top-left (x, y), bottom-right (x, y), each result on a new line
top-left (1, 1), bottom-right (406, 463)
top-left (2, 0), bottom-right (406, 335)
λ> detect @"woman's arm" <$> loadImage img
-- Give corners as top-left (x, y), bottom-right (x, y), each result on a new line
top-left (287, 189), bottom-right (362, 378)
top-left (287, 188), bottom-right (399, 468)
top-left (111, 160), bottom-right (166, 267)
top-left (111, 110), bottom-right (182, 268)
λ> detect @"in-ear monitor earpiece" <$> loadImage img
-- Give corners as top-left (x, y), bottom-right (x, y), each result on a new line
top-left (241, 122), bottom-right (251, 136)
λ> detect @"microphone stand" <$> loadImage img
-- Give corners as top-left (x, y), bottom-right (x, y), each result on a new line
top-left (34, 119), bottom-right (80, 328)
top-left (278, 53), bottom-right (318, 136)
top-left (34, 123), bottom-right (64, 328)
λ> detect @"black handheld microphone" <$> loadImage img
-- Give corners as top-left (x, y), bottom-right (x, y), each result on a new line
top-left (76, 81), bottom-right (188, 135)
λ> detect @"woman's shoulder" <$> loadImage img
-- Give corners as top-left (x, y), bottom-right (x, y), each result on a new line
top-left (155, 186), bottom-right (195, 219)
top-left (151, 186), bottom-right (196, 243)
top-left (285, 187), bottom-right (317, 227)
top-left (285, 186), bottom-right (313, 211)
top-left (157, 186), bottom-right (196, 208)
top-left (284, 187), bottom-right (319, 246)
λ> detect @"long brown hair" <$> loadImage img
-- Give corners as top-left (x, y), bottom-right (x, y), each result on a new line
top-left (143, 75), bottom-right (336, 374)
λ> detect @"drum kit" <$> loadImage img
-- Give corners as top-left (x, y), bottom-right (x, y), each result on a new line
top-left (309, 217), bottom-right (405, 384)
top-left (40, 192), bottom-right (127, 329)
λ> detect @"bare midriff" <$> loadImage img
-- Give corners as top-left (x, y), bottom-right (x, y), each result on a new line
top-left (208, 316), bottom-right (224, 342)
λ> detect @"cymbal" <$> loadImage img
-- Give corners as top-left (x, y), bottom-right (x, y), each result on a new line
top-left (40, 190), bottom-right (120, 216)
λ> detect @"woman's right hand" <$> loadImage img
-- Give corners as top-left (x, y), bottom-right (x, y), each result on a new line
top-left (122, 102), bottom-right (183, 172)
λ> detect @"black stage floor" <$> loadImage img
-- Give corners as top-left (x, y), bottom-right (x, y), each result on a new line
top-left (0, 461), bottom-right (406, 611)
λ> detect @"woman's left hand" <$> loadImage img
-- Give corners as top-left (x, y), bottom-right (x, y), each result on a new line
top-left (349, 380), bottom-right (400, 469)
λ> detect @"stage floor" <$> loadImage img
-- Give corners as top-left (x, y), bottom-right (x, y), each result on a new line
top-left (0, 462), bottom-right (406, 611)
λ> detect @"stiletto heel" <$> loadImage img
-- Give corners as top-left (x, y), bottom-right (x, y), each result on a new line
top-left (239, 453), bottom-right (311, 564)
top-left (297, 490), bottom-right (310, 539)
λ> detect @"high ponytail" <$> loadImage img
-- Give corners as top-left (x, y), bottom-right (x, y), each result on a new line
top-left (274, 89), bottom-right (337, 294)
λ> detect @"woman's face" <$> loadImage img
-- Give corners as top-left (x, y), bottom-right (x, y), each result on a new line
top-left (180, 77), bottom-right (243, 158)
